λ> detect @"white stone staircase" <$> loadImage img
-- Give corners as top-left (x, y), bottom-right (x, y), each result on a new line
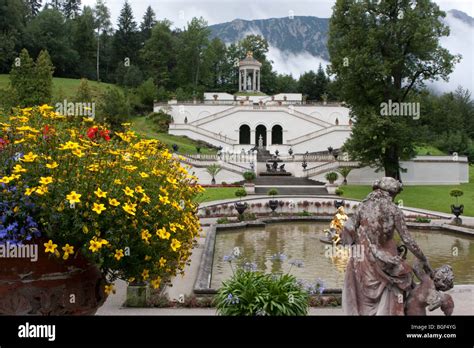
top-left (304, 160), bottom-right (359, 178)
top-left (287, 125), bottom-right (352, 146)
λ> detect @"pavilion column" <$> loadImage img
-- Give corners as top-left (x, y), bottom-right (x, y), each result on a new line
top-left (238, 69), bottom-right (242, 91)
top-left (244, 69), bottom-right (248, 91)
top-left (258, 71), bottom-right (261, 91)
top-left (252, 69), bottom-right (256, 91)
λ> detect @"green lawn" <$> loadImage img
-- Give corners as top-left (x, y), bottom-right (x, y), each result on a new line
top-left (197, 167), bottom-right (474, 216)
top-left (0, 74), bottom-right (115, 101)
top-left (196, 187), bottom-right (238, 203)
top-left (131, 116), bottom-right (217, 155)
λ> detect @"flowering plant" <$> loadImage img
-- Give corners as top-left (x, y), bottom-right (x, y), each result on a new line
top-left (0, 106), bottom-right (203, 292)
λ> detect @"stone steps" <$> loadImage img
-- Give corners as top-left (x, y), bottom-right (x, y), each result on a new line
top-left (254, 177), bottom-right (325, 186)
top-left (255, 186), bottom-right (329, 195)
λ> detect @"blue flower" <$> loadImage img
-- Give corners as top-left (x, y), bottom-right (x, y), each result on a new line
top-left (226, 293), bottom-right (239, 305)
top-left (223, 255), bottom-right (234, 262)
top-left (242, 262), bottom-right (257, 272)
top-left (289, 259), bottom-right (304, 268)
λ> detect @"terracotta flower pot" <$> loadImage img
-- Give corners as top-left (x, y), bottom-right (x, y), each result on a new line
top-left (0, 241), bottom-right (107, 315)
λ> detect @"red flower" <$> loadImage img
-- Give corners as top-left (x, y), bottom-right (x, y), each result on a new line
top-left (0, 138), bottom-right (8, 150)
top-left (100, 129), bottom-right (111, 141)
top-left (87, 127), bottom-right (98, 139)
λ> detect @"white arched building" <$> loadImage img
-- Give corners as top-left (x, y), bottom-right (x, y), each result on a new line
top-left (157, 93), bottom-right (351, 155)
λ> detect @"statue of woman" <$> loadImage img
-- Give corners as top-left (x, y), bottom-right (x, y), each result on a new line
top-left (341, 177), bottom-right (433, 315)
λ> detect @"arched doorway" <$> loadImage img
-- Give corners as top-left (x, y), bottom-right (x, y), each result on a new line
top-left (272, 125), bottom-right (283, 145)
top-left (239, 124), bottom-right (251, 144)
top-left (255, 125), bottom-right (267, 147)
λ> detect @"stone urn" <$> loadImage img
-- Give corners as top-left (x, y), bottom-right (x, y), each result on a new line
top-left (269, 200), bottom-right (279, 213)
top-left (234, 202), bottom-right (248, 216)
top-left (0, 241), bottom-right (107, 315)
top-left (451, 204), bottom-right (464, 224)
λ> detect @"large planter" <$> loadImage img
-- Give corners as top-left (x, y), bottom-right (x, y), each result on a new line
top-left (243, 183), bottom-right (255, 195)
top-left (451, 204), bottom-right (464, 225)
top-left (325, 183), bottom-right (339, 195)
top-left (0, 241), bottom-right (107, 315)
top-left (235, 202), bottom-right (248, 216)
top-left (269, 200), bottom-right (279, 213)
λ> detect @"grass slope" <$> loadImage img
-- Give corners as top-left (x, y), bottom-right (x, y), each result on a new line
top-left (0, 74), bottom-right (115, 101)
top-left (132, 116), bottom-right (217, 155)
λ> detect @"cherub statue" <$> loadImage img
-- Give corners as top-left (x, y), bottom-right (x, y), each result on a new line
top-left (326, 206), bottom-right (348, 244)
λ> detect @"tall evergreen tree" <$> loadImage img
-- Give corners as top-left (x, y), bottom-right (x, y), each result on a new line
top-left (314, 63), bottom-right (328, 101)
top-left (113, 1), bottom-right (140, 77)
top-left (140, 5), bottom-right (156, 43)
top-left (0, 0), bottom-right (28, 72)
top-left (35, 49), bottom-right (55, 104)
top-left (62, 0), bottom-right (81, 19)
top-left (141, 19), bottom-right (175, 89)
top-left (26, 0), bottom-right (43, 18)
top-left (72, 6), bottom-right (96, 78)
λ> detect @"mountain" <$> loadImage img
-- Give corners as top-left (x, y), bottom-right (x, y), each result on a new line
top-left (448, 9), bottom-right (474, 26)
top-left (209, 16), bottom-right (330, 60)
top-left (208, 10), bottom-right (474, 61)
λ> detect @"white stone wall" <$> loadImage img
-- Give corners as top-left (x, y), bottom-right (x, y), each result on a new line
top-left (189, 167), bottom-right (243, 185)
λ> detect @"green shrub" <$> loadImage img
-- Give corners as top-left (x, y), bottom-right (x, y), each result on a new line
top-left (235, 188), bottom-right (247, 199)
top-left (243, 171), bottom-right (256, 182)
top-left (217, 217), bottom-right (230, 224)
top-left (335, 187), bottom-right (344, 196)
top-left (415, 217), bottom-right (431, 223)
top-left (215, 269), bottom-right (309, 316)
top-left (449, 189), bottom-right (464, 204)
top-left (268, 189), bottom-right (279, 196)
top-left (297, 210), bottom-right (311, 217)
top-left (238, 212), bottom-right (256, 221)
top-left (147, 111), bottom-right (173, 132)
top-left (325, 172), bottom-right (338, 184)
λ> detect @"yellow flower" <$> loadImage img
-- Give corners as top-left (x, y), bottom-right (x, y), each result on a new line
top-left (141, 269), bottom-right (150, 281)
top-left (144, 255), bottom-right (151, 261)
top-left (72, 148), bottom-right (84, 158)
top-left (58, 141), bottom-right (80, 150)
top-left (46, 162), bottom-right (59, 169)
top-left (25, 187), bottom-right (36, 196)
top-left (21, 152), bottom-right (38, 162)
top-left (66, 191), bottom-right (82, 204)
top-left (159, 195), bottom-right (170, 205)
top-left (141, 229), bottom-right (152, 243)
top-left (156, 227), bottom-right (170, 240)
top-left (135, 186), bottom-right (144, 194)
top-left (139, 172), bottom-right (149, 178)
top-left (12, 165), bottom-right (27, 173)
top-left (35, 186), bottom-right (48, 195)
top-left (123, 186), bottom-right (134, 197)
top-left (62, 244), bottom-right (74, 260)
top-left (150, 277), bottom-right (161, 289)
top-left (171, 238), bottom-right (182, 252)
top-left (114, 249), bottom-right (124, 261)
top-left (92, 203), bottom-right (106, 214)
top-left (44, 240), bottom-right (58, 254)
top-left (89, 240), bottom-right (102, 252)
top-left (114, 179), bottom-right (123, 185)
top-left (94, 188), bottom-right (107, 198)
top-left (109, 198), bottom-right (120, 207)
top-left (104, 284), bottom-right (116, 295)
top-left (88, 164), bottom-right (99, 172)
top-left (122, 202), bottom-right (137, 216)
top-left (159, 257), bottom-right (167, 268)
top-left (39, 176), bottom-right (53, 185)
top-left (140, 193), bottom-right (151, 204)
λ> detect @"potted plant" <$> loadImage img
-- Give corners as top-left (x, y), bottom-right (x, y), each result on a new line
top-left (206, 164), bottom-right (222, 185)
top-left (242, 171), bottom-right (256, 195)
top-left (450, 189), bottom-right (464, 224)
top-left (268, 189), bottom-right (279, 213)
top-left (337, 167), bottom-right (352, 185)
top-left (325, 172), bottom-right (339, 194)
top-left (234, 188), bottom-right (248, 216)
top-left (0, 106), bottom-right (202, 315)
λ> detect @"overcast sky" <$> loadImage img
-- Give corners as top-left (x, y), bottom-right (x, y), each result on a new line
top-left (81, 0), bottom-right (473, 27)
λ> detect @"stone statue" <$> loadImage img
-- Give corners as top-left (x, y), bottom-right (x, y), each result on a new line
top-left (341, 177), bottom-right (454, 315)
top-left (258, 135), bottom-right (264, 148)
